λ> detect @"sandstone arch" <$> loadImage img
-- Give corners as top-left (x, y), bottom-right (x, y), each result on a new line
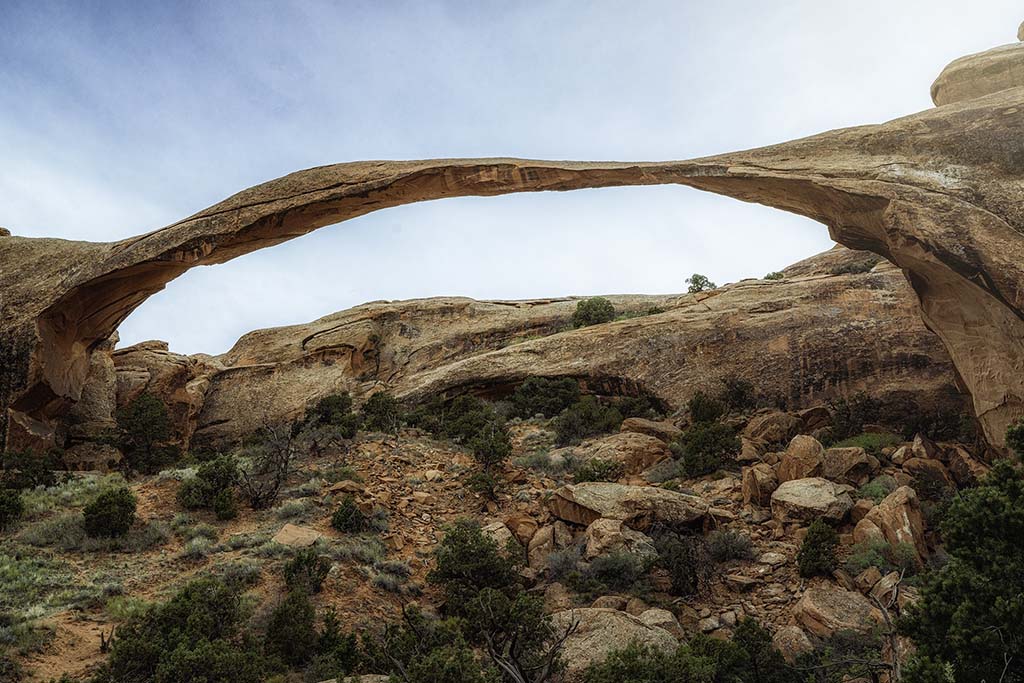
top-left (4, 44), bottom-right (1024, 449)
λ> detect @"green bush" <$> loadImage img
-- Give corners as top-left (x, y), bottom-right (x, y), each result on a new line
top-left (573, 458), bottom-right (625, 483)
top-left (655, 532), bottom-right (710, 597)
top-left (687, 391), bottom-right (725, 423)
top-left (468, 422), bottom-right (512, 469)
top-left (899, 459), bottom-right (1024, 681)
top-left (360, 392), bottom-right (403, 434)
top-left (706, 529), bottom-right (754, 563)
top-left (1, 448), bottom-right (60, 490)
top-left (284, 548), bottom-right (331, 594)
top-left (0, 489), bottom-right (24, 530)
top-left (466, 470), bottom-right (503, 501)
top-left (428, 519), bottom-right (520, 618)
top-left (831, 431), bottom-right (902, 457)
top-left (671, 422), bottom-right (740, 477)
top-left (685, 273), bottom-right (717, 294)
top-left (212, 488), bottom-right (238, 520)
top-left (902, 656), bottom-right (955, 683)
top-left (797, 519), bottom-right (838, 578)
top-left (304, 393), bottom-right (361, 439)
top-left (117, 393), bottom-right (179, 474)
top-left (83, 487), bottom-right (136, 538)
top-left (331, 495), bottom-right (368, 533)
top-left (510, 377), bottom-right (580, 419)
top-left (826, 393), bottom-right (881, 443)
top-left (764, 271), bottom-right (784, 280)
top-left (100, 577), bottom-right (267, 683)
top-left (581, 551), bottom-right (650, 593)
top-left (844, 539), bottom-right (918, 577)
top-left (572, 297), bottom-right (616, 328)
top-left (265, 589), bottom-right (318, 667)
top-left (553, 397), bottom-right (623, 446)
top-left (857, 475), bottom-right (898, 504)
top-left (718, 376), bottom-right (757, 413)
top-left (177, 455), bottom-right (238, 512)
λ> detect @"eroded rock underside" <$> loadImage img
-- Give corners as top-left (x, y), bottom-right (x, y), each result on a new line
top-left (3, 33), bottom-right (1024, 449)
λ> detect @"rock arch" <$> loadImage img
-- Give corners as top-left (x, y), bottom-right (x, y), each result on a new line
top-left (3, 38), bottom-right (1024, 449)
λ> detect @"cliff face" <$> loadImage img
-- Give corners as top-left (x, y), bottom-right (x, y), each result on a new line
top-left (83, 248), bottom-right (962, 450)
top-left (4, 31), bottom-right (1024, 448)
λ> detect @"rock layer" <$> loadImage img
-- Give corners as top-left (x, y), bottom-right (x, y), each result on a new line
top-left (4, 33), bottom-right (1024, 449)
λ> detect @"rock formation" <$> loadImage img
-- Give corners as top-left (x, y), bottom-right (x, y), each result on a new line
top-left (4, 25), bottom-right (1024, 450)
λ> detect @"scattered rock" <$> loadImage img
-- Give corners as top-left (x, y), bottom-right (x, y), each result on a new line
top-left (273, 524), bottom-right (322, 548)
top-left (822, 447), bottom-right (879, 486)
top-left (777, 435), bottom-right (825, 482)
top-left (772, 625), bottom-right (814, 664)
top-left (742, 463), bottom-right (779, 507)
top-left (743, 411), bottom-right (802, 447)
top-left (639, 608), bottom-right (684, 639)
top-left (583, 518), bottom-right (658, 562)
top-left (576, 432), bottom-right (672, 475)
top-left (793, 584), bottom-right (882, 638)
top-left (619, 417), bottom-right (683, 443)
top-left (945, 445), bottom-right (990, 487)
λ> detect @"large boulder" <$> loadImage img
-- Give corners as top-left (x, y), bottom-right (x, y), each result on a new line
top-left (619, 417), bottom-right (683, 443)
top-left (777, 435), bottom-right (825, 482)
top-left (772, 625), bottom-right (814, 664)
top-left (571, 432), bottom-right (672, 475)
top-left (771, 478), bottom-right (853, 523)
top-left (527, 522), bottom-right (573, 570)
top-left (853, 486), bottom-right (928, 562)
top-left (549, 483), bottom-right (708, 529)
top-left (931, 39), bottom-right (1024, 106)
top-left (822, 447), bottom-right (879, 486)
top-left (741, 463), bottom-right (779, 507)
top-left (583, 518), bottom-right (658, 561)
top-left (944, 445), bottom-right (990, 488)
top-left (743, 411), bottom-right (802, 447)
top-left (793, 584), bottom-right (882, 638)
top-left (550, 608), bottom-right (678, 675)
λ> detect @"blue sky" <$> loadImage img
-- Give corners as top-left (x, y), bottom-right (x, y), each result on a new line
top-left (2, 1), bottom-right (1020, 354)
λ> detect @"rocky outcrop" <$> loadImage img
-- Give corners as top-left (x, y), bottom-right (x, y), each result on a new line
top-left (5, 24), bottom-right (1024, 451)
top-left (550, 608), bottom-right (678, 675)
top-left (931, 40), bottom-right (1024, 106)
top-left (852, 486), bottom-right (928, 562)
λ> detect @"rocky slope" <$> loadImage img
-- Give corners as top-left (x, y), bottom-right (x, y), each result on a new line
top-left (72, 247), bottom-right (965, 454)
top-left (4, 24), bottom-right (1024, 448)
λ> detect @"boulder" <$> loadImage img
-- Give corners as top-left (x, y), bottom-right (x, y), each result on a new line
top-left (850, 498), bottom-right (875, 524)
top-left (772, 625), bottom-right (814, 664)
top-left (619, 417), bottom-right (683, 443)
top-left (741, 463), bottom-right (779, 507)
top-left (945, 446), bottom-right (990, 488)
top-left (273, 524), bottom-right (322, 548)
top-left (527, 522), bottom-right (573, 570)
top-left (771, 478), bottom-right (853, 523)
top-left (639, 608), bottom-right (685, 639)
top-left (551, 608), bottom-right (677, 674)
top-left (798, 406), bottom-right (832, 432)
top-left (793, 584), bottom-right (882, 638)
top-left (822, 447), bottom-right (879, 486)
top-left (931, 40), bottom-right (1024, 106)
top-left (504, 512), bottom-right (540, 545)
top-left (743, 411), bottom-right (802, 447)
top-left (852, 486), bottom-right (928, 562)
top-left (777, 435), bottom-right (825, 482)
top-left (482, 521), bottom-right (516, 550)
top-left (583, 518), bottom-right (658, 562)
top-left (576, 432), bottom-right (672, 475)
top-left (549, 482), bottom-right (708, 529)
top-left (901, 457), bottom-right (955, 490)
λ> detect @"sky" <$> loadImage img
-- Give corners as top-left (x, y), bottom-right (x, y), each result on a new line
top-left (1, 1), bottom-right (1020, 355)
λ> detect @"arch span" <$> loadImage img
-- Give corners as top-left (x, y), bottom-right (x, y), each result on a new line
top-left (3, 88), bottom-right (1024, 448)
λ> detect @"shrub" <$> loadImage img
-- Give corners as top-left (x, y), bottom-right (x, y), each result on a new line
top-left (304, 392), bottom-right (361, 439)
top-left (857, 475), bottom-right (898, 504)
top-left (511, 377), bottom-right (581, 418)
top-left (844, 539), bottom-right (918, 577)
top-left (655, 532), bottom-right (710, 597)
top-left (687, 391), bottom-right (725, 423)
top-left (360, 392), bottom-right (402, 435)
top-left (573, 458), bottom-right (625, 483)
top-left (685, 273), bottom-right (717, 293)
top-left (237, 424), bottom-right (300, 510)
top-left (832, 431), bottom-right (902, 458)
top-left (706, 528), bottom-right (754, 563)
top-left (0, 489), bottom-right (24, 530)
top-left (177, 455), bottom-right (238, 511)
top-left (468, 422), bottom-right (512, 469)
top-left (1, 448), bottom-right (60, 490)
top-left (671, 422), bottom-right (740, 477)
top-left (117, 393), bottom-right (179, 474)
top-left (718, 376), bottom-right (757, 412)
top-left (797, 519), bottom-right (838, 578)
top-left (331, 495), bottom-right (368, 533)
top-left (826, 393), bottom-right (880, 443)
top-left (572, 297), bottom-right (616, 328)
top-left (265, 589), bottom-right (318, 667)
top-left (466, 470), bottom-right (503, 501)
top-left (764, 271), bottom-right (784, 280)
top-left (83, 487), bottom-right (136, 538)
top-left (581, 551), bottom-right (650, 592)
top-left (100, 578), bottom-right (267, 683)
top-left (212, 488), bottom-right (238, 520)
top-left (610, 394), bottom-right (664, 420)
top-left (553, 397), bottom-right (623, 446)
top-left (284, 548), bottom-right (331, 594)
top-left (899, 459), bottom-right (1024, 681)
top-left (428, 520), bottom-right (520, 618)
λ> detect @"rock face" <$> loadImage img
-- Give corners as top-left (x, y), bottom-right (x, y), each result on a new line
top-left (931, 41), bottom-right (1024, 106)
top-left (5, 26), bottom-right (1024, 450)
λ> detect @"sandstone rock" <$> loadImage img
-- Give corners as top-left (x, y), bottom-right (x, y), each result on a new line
top-left (910, 434), bottom-right (940, 462)
top-left (743, 411), bottom-right (802, 447)
top-left (63, 442), bottom-right (122, 472)
top-left (575, 432), bottom-right (671, 475)
top-left (771, 478), bottom-right (853, 523)
top-left (527, 522), bottom-right (573, 570)
top-left (854, 566), bottom-right (883, 594)
top-left (772, 625), bottom-right (813, 664)
top-left (793, 584), bottom-right (882, 638)
top-left (870, 571), bottom-right (920, 610)
top-left (742, 463), bottom-right (779, 507)
top-left (777, 435), bottom-right (825, 482)
top-left (504, 512), bottom-right (540, 545)
top-left (850, 498), bottom-right (875, 524)
top-left (583, 518), bottom-right (658, 562)
top-left (853, 486), bottom-right (927, 562)
top-left (822, 447), bottom-right (879, 486)
top-left (737, 437), bottom-right (761, 463)
top-left (945, 446), bottom-right (990, 488)
top-left (551, 608), bottom-right (677, 674)
top-left (931, 40), bottom-right (1024, 106)
top-left (482, 521), bottom-right (515, 550)
top-left (639, 608), bottom-right (684, 639)
top-left (590, 595), bottom-right (627, 610)
top-left (619, 417), bottom-right (682, 443)
top-left (549, 482), bottom-right (708, 529)
top-left (544, 582), bottom-right (573, 613)
top-left (902, 457), bottom-right (955, 490)
top-left (273, 524), bottom-right (322, 548)
top-left (798, 406), bottom-right (832, 432)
